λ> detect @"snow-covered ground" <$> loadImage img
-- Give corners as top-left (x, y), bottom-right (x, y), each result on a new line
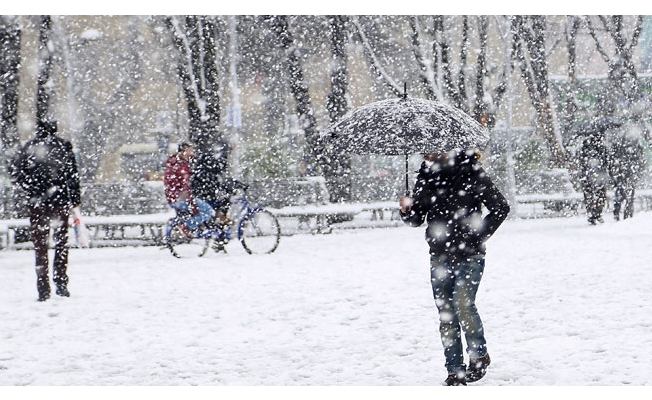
top-left (1, 210), bottom-right (652, 391)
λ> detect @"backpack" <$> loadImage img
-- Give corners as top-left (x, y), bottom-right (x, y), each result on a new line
top-left (12, 136), bottom-right (79, 206)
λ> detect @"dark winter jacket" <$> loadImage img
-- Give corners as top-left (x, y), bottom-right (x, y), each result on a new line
top-left (607, 125), bottom-right (645, 187)
top-left (11, 133), bottom-right (81, 208)
top-left (191, 146), bottom-right (230, 204)
top-left (401, 151), bottom-right (510, 257)
top-left (579, 134), bottom-right (610, 188)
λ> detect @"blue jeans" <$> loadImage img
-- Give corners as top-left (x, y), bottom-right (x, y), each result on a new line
top-left (170, 198), bottom-right (215, 230)
top-left (430, 254), bottom-right (487, 375)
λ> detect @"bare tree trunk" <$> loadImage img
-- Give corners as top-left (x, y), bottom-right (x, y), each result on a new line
top-left (457, 16), bottom-right (470, 111)
top-left (267, 15), bottom-right (322, 175)
top-left (486, 16), bottom-right (515, 118)
top-left (430, 16), bottom-right (470, 111)
top-left (197, 16), bottom-right (221, 151)
top-left (324, 15), bottom-right (352, 202)
top-left (473, 16), bottom-right (489, 123)
top-left (512, 15), bottom-right (566, 168)
top-left (36, 16), bottom-right (55, 126)
top-left (168, 16), bottom-right (208, 142)
top-left (0, 17), bottom-right (21, 154)
top-left (168, 15), bottom-right (231, 199)
top-left (436, 16), bottom-right (462, 108)
top-left (563, 16), bottom-right (583, 186)
top-left (168, 16), bottom-right (226, 157)
top-left (471, 15), bottom-right (514, 129)
top-left (326, 16), bottom-right (349, 123)
top-left (200, 16), bottom-right (221, 130)
top-left (409, 16), bottom-right (437, 100)
top-left (562, 16), bottom-right (581, 140)
top-left (0, 15), bottom-right (22, 217)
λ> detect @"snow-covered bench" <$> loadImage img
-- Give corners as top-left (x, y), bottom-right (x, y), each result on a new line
top-left (515, 191), bottom-right (584, 215)
top-left (0, 213), bottom-right (174, 250)
top-left (0, 218), bottom-right (30, 250)
top-left (269, 201), bottom-right (401, 234)
top-left (81, 212), bottom-right (174, 247)
top-left (0, 203), bottom-right (401, 249)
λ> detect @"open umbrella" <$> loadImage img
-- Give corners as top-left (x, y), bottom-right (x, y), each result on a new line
top-left (572, 116), bottom-right (622, 138)
top-left (324, 94), bottom-right (489, 194)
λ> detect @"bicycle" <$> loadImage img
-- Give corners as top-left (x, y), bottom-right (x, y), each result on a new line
top-left (163, 182), bottom-right (281, 258)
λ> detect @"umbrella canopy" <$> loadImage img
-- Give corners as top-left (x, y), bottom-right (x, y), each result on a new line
top-left (572, 116), bottom-right (622, 138)
top-left (323, 96), bottom-right (489, 195)
top-left (324, 97), bottom-right (489, 156)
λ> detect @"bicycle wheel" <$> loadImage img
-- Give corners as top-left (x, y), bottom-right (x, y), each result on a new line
top-left (166, 223), bottom-right (210, 258)
top-left (239, 209), bottom-right (281, 254)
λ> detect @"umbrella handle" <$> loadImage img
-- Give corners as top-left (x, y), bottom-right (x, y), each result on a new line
top-left (405, 153), bottom-right (410, 196)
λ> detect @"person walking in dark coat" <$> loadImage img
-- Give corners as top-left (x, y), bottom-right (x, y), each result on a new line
top-left (10, 120), bottom-right (81, 302)
top-left (607, 124), bottom-right (646, 220)
top-left (579, 132), bottom-right (610, 225)
top-left (399, 149), bottom-right (510, 386)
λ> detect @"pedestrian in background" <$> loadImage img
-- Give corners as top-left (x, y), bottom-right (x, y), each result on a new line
top-left (579, 132), bottom-right (610, 225)
top-left (607, 122), bottom-right (646, 221)
top-left (10, 120), bottom-right (81, 302)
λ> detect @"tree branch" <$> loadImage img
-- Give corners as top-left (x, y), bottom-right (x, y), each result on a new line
top-left (350, 16), bottom-right (403, 98)
top-left (583, 16), bottom-right (612, 65)
top-left (409, 16), bottom-right (437, 100)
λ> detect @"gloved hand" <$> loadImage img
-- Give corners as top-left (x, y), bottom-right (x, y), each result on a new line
top-left (399, 196), bottom-right (413, 213)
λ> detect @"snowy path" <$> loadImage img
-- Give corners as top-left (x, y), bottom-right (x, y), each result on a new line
top-left (1, 212), bottom-right (651, 386)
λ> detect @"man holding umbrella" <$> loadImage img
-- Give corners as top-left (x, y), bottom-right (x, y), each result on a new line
top-left (325, 92), bottom-right (509, 385)
top-left (399, 149), bottom-right (510, 385)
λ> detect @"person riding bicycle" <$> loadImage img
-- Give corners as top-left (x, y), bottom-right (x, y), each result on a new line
top-left (163, 174), bottom-right (279, 257)
top-left (189, 136), bottom-right (241, 227)
top-left (163, 142), bottom-right (215, 238)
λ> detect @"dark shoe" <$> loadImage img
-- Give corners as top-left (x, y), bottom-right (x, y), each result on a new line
top-left (37, 278), bottom-right (50, 302)
top-left (38, 291), bottom-right (51, 302)
top-left (212, 240), bottom-right (227, 253)
top-left (56, 286), bottom-right (70, 297)
top-left (443, 372), bottom-right (467, 386)
top-left (466, 353), bottom-right (491, 383)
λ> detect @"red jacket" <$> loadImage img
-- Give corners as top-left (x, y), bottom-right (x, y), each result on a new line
top-left (163, 154), bottom-right (192, 204)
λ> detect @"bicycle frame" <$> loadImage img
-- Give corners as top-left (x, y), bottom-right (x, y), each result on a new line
top-left (227, 194), bottom-right (264, 241)
top-left (164, 187), bottom-right (280, 257)
top-left (164, 193), bottom-right (263, 242)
